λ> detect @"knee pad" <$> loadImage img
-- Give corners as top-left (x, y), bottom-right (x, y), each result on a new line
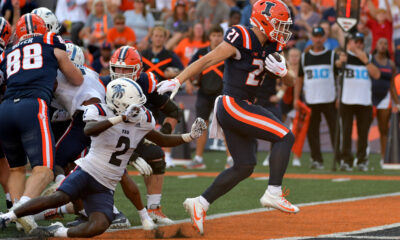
top-left (232, 164), bottom-right (254, 179)
top-left (147, 159), bottom-right (166, 174)
top-left (135, 142), bottom-right (166, 174)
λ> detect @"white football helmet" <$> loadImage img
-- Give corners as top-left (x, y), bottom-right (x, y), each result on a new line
top-left (106, 77), bottom-right (147, 115)
top-left (32, 7), bottom-right (61, 33)
top-left (66, 43), bottom-right (85, 65)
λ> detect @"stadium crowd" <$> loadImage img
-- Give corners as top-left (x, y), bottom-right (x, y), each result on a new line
top-left (0, 0), bottom-right (399, 237)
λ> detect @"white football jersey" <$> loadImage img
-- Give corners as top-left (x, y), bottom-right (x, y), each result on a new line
top-left (53, 66), bottom-right (106, 118)
top-left (76, 103), bottom-right (155, 190)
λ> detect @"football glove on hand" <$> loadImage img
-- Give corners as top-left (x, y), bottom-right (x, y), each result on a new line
top-left (265, 53), bottom-right (287, 78)
top-left (190, 118), bottom-right (207, 139)
top-left (156, 78), bottom-right (181, 99)
top-left (123, 104), bottom-right (143, 123)
top-left (130, 155), bottom-right (153, 176)
top-left (51, 109), bottom-right (70, 122)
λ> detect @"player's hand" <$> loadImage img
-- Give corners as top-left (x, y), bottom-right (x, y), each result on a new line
top-left (51, 109), bottom-right (70, 122)
top-left (265, 53), bottom-right (288, 78)
top-left (190, 118), bottom-right (207, 139)
top-left (156, 78), bottom-right (181, 99)
top-left (130, 156), bottom-right (153, 176)
top-left (123, 104), bottom-right (142, 123)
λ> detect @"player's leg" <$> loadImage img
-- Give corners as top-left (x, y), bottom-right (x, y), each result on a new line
top-left (66, 212), bottom-right (110, 238)
top-left (307, 104), bottom-right (324, 169)
top-left (161, 117), bottom-right (177, 168)
top-left (0, 154), bottom-right (12, 209)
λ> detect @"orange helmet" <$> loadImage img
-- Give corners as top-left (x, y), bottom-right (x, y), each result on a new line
top-left (0, 17), bottom-right (11, 48)
top-left (250, 0), bottom-right (292, 44)
top-left (110, 46), bottom-right (143, 81)
top-left (16, 13), bottom-right (47, 40)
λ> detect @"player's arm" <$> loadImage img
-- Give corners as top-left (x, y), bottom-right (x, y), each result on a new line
top-left (54, 48), bottom-right (84, 86)
top-left (84, 115), bottom-right (128, 136)
top-left (144, 118), bottom-right (207, 147)
top-left (281, 69), bottom-right (295, 87)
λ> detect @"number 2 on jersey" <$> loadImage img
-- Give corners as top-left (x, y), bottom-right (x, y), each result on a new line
top-left (109, 136), bottom-right (130, 167)
top-left (246, 59), bottom-right (264, 86)
top-left (7, 43), bottom-right (43, 77)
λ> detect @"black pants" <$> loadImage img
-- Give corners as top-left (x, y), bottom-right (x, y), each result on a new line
top-left (340, 104), bottom-right (372, 165)
top-left (307, 102), bottom-right (337, 163)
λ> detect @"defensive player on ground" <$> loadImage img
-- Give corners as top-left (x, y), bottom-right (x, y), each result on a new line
top-left (101, 46), bottom-right (183, 225)
top-left (0, 13), bottom-right (83, 233)
top-left (156, 0), bottom-right (299, 234)
top-left (0, 17), bottom-right (13, 211)
top-left (0, 78), bottom-right (207, 238)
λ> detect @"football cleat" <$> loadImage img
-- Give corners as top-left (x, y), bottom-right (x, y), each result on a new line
top-left (292, 157), bottom-right (301, 167)
top-left (185, 159), bottom-right (206, 170)
top-left (260, 188), bottom-right (299, 213)
top-left (148, 206), bottom-right (174, 225)
top-left (183, 197), bottom-right (207, 235)
top-left (109, 212), bottom-right (131, 229)
top-left (29, 222), bottom-right (64, 237)
top-left (10, 201), bottom-right (38, 233)
top-left (310, 161), bottom-right (324, 170)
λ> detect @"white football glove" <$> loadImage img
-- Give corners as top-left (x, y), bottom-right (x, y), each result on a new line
top-left (130, 156), bottom-right (153, 176)
top-left (190, 117), bottom-right (207, 139)
top-left (264, 53), bottom-right (287, 78)
top-left (51, 109), bottom-right (70, 122)
top-left (123, 104), bottom-right (143, 123)
top-left (156, 78), bottom-right (181, 99)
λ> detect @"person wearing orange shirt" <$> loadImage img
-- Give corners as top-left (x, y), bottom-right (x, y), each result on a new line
top-left (107, 13), bottom-right (137, 49)
top-left (173, 23), bottom-right (209, 66)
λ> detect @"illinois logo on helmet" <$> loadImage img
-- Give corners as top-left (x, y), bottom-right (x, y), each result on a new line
top-left (16, 13), bottom-right (47, 40)
top-left (0, 17), bottom-right (11, 48)
top-left (250, 0), bottom-right (292, 44)
top-left (110, 46), bottom-right (143, 81)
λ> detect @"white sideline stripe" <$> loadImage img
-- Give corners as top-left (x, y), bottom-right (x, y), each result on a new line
top-left (331, 178), bottom-right (351, 182)
top-left (177, 174), bottom-right (197, 179)
top-left (255, 177), bottom-right (269, 180)
top-left (107, 192), bottom-right (400, 232)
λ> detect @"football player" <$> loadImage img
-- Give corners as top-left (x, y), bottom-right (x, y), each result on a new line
top-left (0, 13), bottom-right (83, 233)
top-left (0, 78), bottom-right (207, 238)
top-left (156, 0), bottom-right (299, 234)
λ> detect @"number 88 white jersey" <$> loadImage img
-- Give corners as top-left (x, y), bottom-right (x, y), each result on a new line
top-left (76, 103), bottom-right (155, 190)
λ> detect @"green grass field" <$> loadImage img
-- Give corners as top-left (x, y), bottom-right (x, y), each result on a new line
top-left (0, 151), bottom-right (399, 238)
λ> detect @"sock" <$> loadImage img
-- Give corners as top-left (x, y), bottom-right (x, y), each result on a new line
top-left (19, 196), bottom-right (31, 204)
top-left (138, 208), bottom-right (151, 220)
top-left (147, 194), bottom-right (161, 209)
top-left (2, 211), bottom-right (17, 221)
top-left (54, 226), bottom-right (68, 237)
top-left (194, 155), bottom-right (203, 162)
top-left (198, 196), bottom-right (210, 211)
top-left (59, 205), bottom-right (68, 215)
top-left (113, 205), bottom-right (120, 214)
top-left (79, 209), bottom-right (87, 217)
top-left (267, 185), bottom-right (282, 196)
top-left (55, 175), bottom-right (65, 183)
top-left (5, 193), bottom-right (11, 202)
top-left (226, 156), bottom-right (233, 162)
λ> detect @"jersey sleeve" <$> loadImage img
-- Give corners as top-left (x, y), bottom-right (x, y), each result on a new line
top-left (224, 25), bottom-right (249, 50)
top-left (99, 75), bottom-right (112, 86)
top-left (83, 104), bottom-right (107, 122)
top-left (141, 72), bottom-right (158, 94)
top-left (139, 106), bottom-right (156, 131)
top-left (43, 33), bottom-right (67, 51)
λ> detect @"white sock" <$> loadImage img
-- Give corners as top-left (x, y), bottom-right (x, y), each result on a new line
top-left (138, 208), bottom-right (151, 220)
top-left (113, 205), bottom-right (120, 214)
top-left (2, 211), bottom-right (17, 221)
top-left (19, 196), bottom-right (31, 204)
top-left (54, 226), bottom-right (68, 237)
top-left (55, 175), bottom-right (65, 183)
top-left (198, 196), bottom-right (210, 211)
top-left (5, 193), bottom-right (11, 201)
top-left (267, 185), bottom-right (282, 196)
top-left (226, 156), bottom-right (233, 162)
top-left (147, 194), bottom-right (161, 209)
top-left (194, 155), bottom-right (203, 162)
top-left (59, 205), bottom-right (68, 215)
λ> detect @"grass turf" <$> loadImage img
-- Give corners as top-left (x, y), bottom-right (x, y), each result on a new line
top-left (0, 151), bottom-right (399, 238)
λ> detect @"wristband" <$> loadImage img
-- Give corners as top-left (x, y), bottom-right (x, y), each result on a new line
top-left (276, 90), bottom-right (285, 99)
top-left (108, 116), bottom-right (123, 125)
top-left (182, 133), bottom-right (193, 143)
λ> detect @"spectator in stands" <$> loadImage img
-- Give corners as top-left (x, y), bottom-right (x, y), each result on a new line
top-left (240, 0), bottom-right (257, 27)
top-left (195, 0), bottom-right (230, 31)
top-left (124, 0), bottom-right (155, 51)
top-left (119, 0), bottom-right (134, 11)
top-left (220, 7), bottom-right (241, 35)
top-left (371, 37), bottom-right (400, 164)
top-left (365, 0), bottom-right (393, 54)
top-left (79, 0), bottom-right (113, 53)
top-left (92, 41), bottom-right (112, 75)
top-left (184, 25), bottom-right (232, 170)
top-left (56, 0), bottom-right (88, 46)
top-left (173, 23), bottom-right (209, 66)
top-left (165, 0), bottom-right (192, 35)
top-left (294, 0), bottom-right (321, 50)
top-left (2, 0), bottom-right (37, 24)
top-left (335, 32), bottom-right (380, 172)
top-left (304, 20), bottom-right (339, 50)
top-left (141, 26), bottom-right (184, 81)
top-left (295, 27), bottom-right (338, 170)
top-left (392, 0), bottom-right (400, 71)
top-left (106, 0), bottom-right (120, 17)
top-left (107, 13), bottom-right (137, 49)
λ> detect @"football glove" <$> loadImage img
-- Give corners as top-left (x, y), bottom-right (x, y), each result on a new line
top-left (123, 104), bottom-right (143, 123)
top-left (51, 109), bottom-right (70, 122)
top-left (264, 53), bottom-right (287, 78)
top-left (190, 117), bottom-right (207, 139)
top-left (156, 78), bottom-right (181, 99)
top-left (129, 153), bottom-right (152, 176)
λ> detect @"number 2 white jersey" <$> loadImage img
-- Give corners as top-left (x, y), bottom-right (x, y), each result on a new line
top-left (76, 103), bottom-right (155, 190)
top-left (53, 66), bottom-right (106, 118)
